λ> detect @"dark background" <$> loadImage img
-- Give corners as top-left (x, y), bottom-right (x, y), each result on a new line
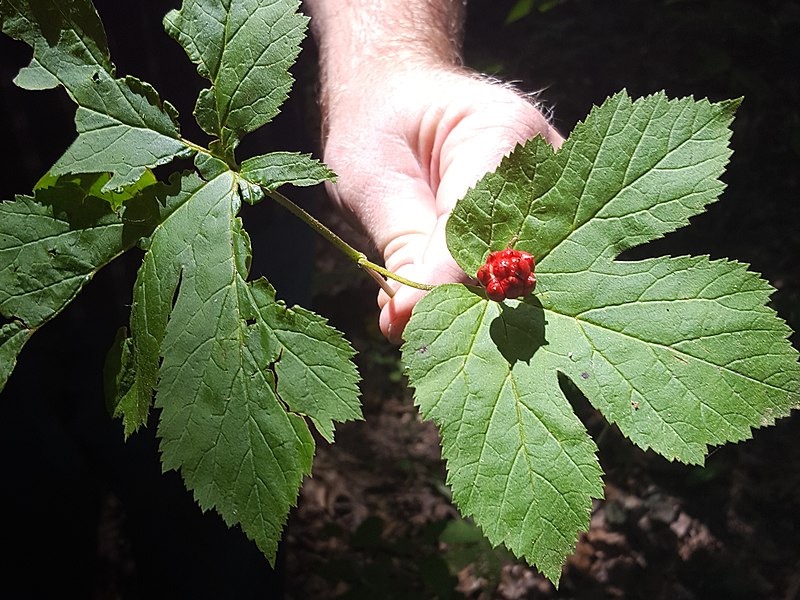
top-left (1, 1), bottom-right (798, 598)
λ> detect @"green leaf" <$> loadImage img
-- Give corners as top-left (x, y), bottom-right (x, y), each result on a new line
top-left (2, 0), bottom-right (359, 575)
top-left (0, 192), bottom-right (119, 326)
top-left (0, 321), bottom-right (31, 393)
top-left (1, 0), bottom-right (190, 191)
top-left (403, 285), bottom-right (603, 584)
top-left (164, 0), bottom-right (307, 151)
top-left (260, 288), bottom-right (362, 442)
top-left (125, 171), bottom-right (360, 562)
top-left (1, 0), bottom-right (113, 87)
top-left (405, 91), bottom-right (800, 583)
top-left (537, 256), bottom-right (798, 463)
top-left (241, 152), bottom-right (336, 192)
top-left (448, 91), bottom-right (741, 273)
top-left (50, 77), bottom-right (191, 191)
top-left (103, 326), bottom-right (139, 430)
top-left (505, 0), bottom-right (534, 24)
top-left (0, 173), bottom-right (170, 391)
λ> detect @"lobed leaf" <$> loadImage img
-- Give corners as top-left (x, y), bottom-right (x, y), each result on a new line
top-left (2, 0), bottom-right (359, 572)
top-left (1, 0), bottom-right (190, 192)
top-left (403, 285), bottom-right (604, 584)
top-left (262, 292), bottom-right (362, 443)
top-left (448, 91), bottom-right (740, 273)
top-left (539, 256), bottom-right (799, 463)
top-left (122, 171), bottom-right (361, 562)
top-left (0, 173), bottom-right (164, 391)
top-left (164, 0), bottom-right (307, 151)
top-left (407, 91), bottom-right (800, 583)
top-left (50, 76), bottom-right (191, 191)
top-left (1, 0), bottom-right (112, 88)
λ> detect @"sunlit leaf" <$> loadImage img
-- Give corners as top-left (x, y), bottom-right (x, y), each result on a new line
top-left (404, 91), bottom-right (800, 584)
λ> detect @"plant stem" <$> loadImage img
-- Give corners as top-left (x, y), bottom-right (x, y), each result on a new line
top-left (264, 189), bottom-right (436, 295)
top-left (180, 138), bottom-right (209, 156)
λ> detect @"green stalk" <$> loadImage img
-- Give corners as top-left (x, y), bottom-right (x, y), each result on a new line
top-left (265, 189), bottom-right (436, 296)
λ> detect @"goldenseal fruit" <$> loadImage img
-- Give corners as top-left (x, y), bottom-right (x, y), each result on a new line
top-left (476, 248), bottom-right (537, 302)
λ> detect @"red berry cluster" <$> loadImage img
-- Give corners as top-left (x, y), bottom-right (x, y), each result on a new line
top-left (476, 248), bottom-right (537, 302)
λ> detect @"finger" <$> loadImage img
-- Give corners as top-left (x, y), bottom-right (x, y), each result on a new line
top-left (436, 100), bottom-right (563, 215)
top-left (380, 284), bottom-right (427, 345)
top-left (378, 255), bottom-right (470, 344)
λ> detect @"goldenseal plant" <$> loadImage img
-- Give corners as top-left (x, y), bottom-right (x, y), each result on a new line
top-left (1, 0), bottom-right (798, 586)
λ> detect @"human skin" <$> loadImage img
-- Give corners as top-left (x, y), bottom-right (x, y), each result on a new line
top-left (304, 0), bottom-right (563, 343)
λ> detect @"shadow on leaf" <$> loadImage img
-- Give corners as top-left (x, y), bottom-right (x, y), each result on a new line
top-left (489, 295), bottom-right (547, 365)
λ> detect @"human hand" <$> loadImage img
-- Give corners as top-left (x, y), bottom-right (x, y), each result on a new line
top-left (320, 65), bottom-right (563, 343)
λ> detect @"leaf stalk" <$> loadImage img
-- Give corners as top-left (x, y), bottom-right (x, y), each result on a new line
top-left (264, 189), bottom-right (436, 295)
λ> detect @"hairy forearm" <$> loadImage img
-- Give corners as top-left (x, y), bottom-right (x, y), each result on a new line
top-left (304, 0), bottom-right (466, 92)
top-left (300, 1), bottom-right (561, 343)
